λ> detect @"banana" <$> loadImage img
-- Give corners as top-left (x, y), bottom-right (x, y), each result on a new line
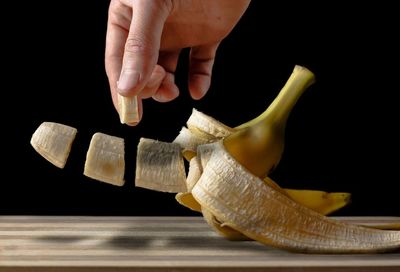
top-left (118, 94), bottom-right (139, 124)
top-left (135, 138), bottom-right (187, 193)
top-left (173, 96), bottom-right (351, 215)
top-left (31, 122), bottom-right (77, 168)
top-left (224, 65), bottom-right (315, 178)
top-left (84, 132), bottom-right (125, 186)
top-left (192, 141), bottom-right (400, 253)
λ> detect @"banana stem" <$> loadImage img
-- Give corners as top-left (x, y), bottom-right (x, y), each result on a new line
top-left (235, 65), bottom-right (315, 130)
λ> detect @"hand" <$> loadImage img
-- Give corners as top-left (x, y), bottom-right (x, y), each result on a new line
top-left (105, 0), bottom-right (251, 125)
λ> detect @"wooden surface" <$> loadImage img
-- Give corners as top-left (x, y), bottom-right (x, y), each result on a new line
top-left (0, 216), bottom-right (399, 272)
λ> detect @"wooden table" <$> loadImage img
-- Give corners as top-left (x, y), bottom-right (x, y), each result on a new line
top-left (0, 216), bottom-right (399, 272)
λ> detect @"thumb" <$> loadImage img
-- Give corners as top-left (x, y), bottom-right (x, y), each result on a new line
top-left (117, 0), bottom-right (172, 96)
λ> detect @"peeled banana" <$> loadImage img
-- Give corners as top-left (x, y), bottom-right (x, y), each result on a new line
top-left (84, 132), bottom-right (125, 186)
top-left (30, 122), bottom-right (77, 168)
top-left (118, 94), bottom-right (139, 124)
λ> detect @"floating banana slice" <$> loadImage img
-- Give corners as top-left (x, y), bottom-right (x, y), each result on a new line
top-left (118, 94), bottom-right (139, 124)
top-left (192, 141), bottom-right (400, 253)
top-left (30, 122), bottom-right (77, 168)
top-left (84, 132), bottom-right (125, 186)
top-left (135, 138), bottom-right (187, 193)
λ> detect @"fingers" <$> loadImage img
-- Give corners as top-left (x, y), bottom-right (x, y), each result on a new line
top-left (140, 53), bottom-right (181, 102)
top-left (105, 1), bottom-right (129, 110)
top-left (153, 73), bottom-right (180, 102)
top-left (188, 42), bottom-right (220, 100)
top-left (117, 0), bottom-right (173, 96)
top-left (140, 65), bottom-right (166, 99)
top-left (152, 50), bottom-right (181, 102)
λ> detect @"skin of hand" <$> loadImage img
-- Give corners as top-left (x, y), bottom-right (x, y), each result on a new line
top-left (105, 0), bottom-right (251, 125)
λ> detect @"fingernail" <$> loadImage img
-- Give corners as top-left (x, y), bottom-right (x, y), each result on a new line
top-left (117, 70), bottom-right (140, 94)
top-left (127, 121), bottom-right (139, 126)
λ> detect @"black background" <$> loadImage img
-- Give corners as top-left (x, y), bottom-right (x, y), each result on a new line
top-left (2, 1), bottom-right (399, 216)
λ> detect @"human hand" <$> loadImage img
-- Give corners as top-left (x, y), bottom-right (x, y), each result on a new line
top-left (105, 0), bottom-right (251, 125)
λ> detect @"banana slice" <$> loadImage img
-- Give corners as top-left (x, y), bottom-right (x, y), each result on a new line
top-left (84, 132), bottom-right (125, 186)
top-left (30, 122), bottom-right (77, 168)
top-left (135, 138), bottom-right (187, 193)
top-left (192, 141), bottom-right (400, 253)
top-left (118, 94), bottom-right (139, 124)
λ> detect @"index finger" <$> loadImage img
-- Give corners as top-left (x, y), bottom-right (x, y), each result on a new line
top-left (105, 5), bottom-right (129, 110)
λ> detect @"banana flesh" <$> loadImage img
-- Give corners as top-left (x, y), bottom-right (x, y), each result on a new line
top-left (118, 94), bottom-right (139, 124)
top-left (84, 132), bottom-right (125, 186)
top-left (191, 141), bottom-right (400, 253)
top-left (31, 122), bottom-right (77, 168)
top-left (135, 138), bottom-right (187, 193)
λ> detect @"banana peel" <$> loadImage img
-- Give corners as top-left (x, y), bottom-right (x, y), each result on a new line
top-left (191, 141), bottom-right (400, 253)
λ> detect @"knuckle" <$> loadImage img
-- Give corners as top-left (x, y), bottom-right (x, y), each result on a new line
top-left (124, 37), bottom-right (147, 54)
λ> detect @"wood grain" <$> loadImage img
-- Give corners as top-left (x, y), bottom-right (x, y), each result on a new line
top-left (0, 216), bottom-right (399, 272)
